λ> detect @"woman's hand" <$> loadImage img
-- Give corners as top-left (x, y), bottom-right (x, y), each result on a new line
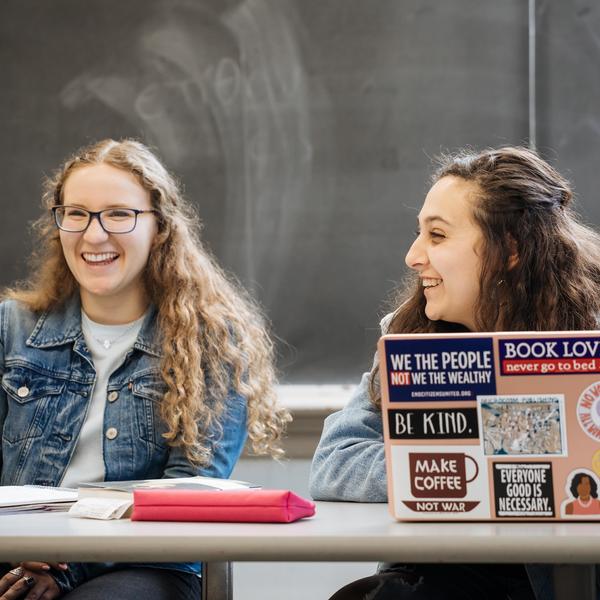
top-left (0, 565), bottom-right (62, 600)
top-left (18, 564), bottom-right (67, 575)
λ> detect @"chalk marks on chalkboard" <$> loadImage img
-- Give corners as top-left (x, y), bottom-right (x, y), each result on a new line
top-left (58, 0), bottom-right (332, 304)
top-left (222, 0), bottom-right (316, 287)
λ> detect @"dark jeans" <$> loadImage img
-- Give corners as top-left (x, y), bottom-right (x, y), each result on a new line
top-left (1, 565), bottom-right (201, 600)
top-left (62, 568), bottom-right (201, 600)
top-left (329, 564), bottom-right (536, 600)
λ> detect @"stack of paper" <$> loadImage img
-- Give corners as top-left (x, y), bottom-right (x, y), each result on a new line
top-left (71, 476), bottom-right (259, 520)
top-left (0, 486), bottom-right (78, 513)
top-left (77, 475), bottom-right (257, 500)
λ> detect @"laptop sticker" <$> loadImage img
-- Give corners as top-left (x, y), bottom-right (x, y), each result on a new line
top-left (592, 450), bottom-right (600, 477)
top-left (387, 407), bottom-right (479, 440)
top-left (499, 337), bottom-right (600, 376)
top-left (478, 395), bottom-right (566, 457)
top-left (561, 469), bottom-right (600, 518)
top-left (576, 381), bottom-right (600, 441)
top-left (384, 337), bottom-right (496, 402)
top-left (492, 462), bottom-right (555, 518)
top-left (391, 445), bottom-right (490, 519)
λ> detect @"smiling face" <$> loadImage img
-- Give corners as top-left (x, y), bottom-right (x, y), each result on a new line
top-left (405, 176), bottom-right (483, 331)
top-left (60, 164), bottom-right (158, 324)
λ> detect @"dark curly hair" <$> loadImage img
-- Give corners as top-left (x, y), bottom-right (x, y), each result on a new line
top-left (371, 146), bottom-right (600, 403)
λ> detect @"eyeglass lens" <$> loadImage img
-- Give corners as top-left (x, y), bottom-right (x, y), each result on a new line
top-left (55, 207), bottom-right (138, 233)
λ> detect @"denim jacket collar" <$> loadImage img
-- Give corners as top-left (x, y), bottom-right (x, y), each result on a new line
top-left (26, 294), bottom-right (161, 357)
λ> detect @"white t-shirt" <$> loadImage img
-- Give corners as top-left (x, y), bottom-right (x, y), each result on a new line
top-left (60, 311), bottom-right (145, 488)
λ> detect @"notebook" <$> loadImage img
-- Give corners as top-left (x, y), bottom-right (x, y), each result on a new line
top-left (378, 331), bottom-right (600, 521)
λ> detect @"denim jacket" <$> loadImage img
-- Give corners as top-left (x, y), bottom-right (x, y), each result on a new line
top-left (309, 320), bottom-right (576, 600)
top-left (0, 295), bottom-right (248, 592)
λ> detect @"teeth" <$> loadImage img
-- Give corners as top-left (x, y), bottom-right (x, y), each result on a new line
top-left (82, 252), bottom-right (118, 263)
top-left (422, 278), bottom-right (442, 288)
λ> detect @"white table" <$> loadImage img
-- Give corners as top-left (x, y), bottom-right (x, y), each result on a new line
top-left (0, 502), bottom-right (597, 599)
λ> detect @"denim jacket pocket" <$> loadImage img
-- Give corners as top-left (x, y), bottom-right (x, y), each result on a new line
top-left (1, 366), bottom-right (66, 443)
top-left (132, 374), bottom-right (169, 449)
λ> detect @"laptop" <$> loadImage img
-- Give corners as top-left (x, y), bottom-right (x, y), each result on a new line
top-left (378, 331), bottom-right (600, 521)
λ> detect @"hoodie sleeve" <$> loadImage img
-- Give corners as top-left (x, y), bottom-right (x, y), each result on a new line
top-left (309, 350), bottom-right (388, 502)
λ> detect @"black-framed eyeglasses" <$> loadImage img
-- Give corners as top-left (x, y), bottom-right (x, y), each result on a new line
top-left (51, 205), bottom-right (158, 234)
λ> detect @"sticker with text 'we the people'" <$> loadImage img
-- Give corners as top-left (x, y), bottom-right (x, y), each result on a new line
top-left (499, 337), bottom-right (600, 376)
top-left (493, 462), bottom-right (555, 517)
top-left (383, 337), bottom-right (496, 402)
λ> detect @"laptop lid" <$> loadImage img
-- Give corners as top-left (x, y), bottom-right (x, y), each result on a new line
top-left (378, 331), bottom-right (600, 521)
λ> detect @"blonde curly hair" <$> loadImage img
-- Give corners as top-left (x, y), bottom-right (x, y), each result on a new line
top-left (6, 138), bottom-right (290, 465)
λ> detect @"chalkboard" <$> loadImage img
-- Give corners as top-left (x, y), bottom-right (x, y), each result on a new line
top-left (1, 0), bottom-right (598, 382)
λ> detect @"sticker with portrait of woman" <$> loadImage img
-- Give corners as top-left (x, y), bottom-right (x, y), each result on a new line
top-left (562, 468), bottom-right (600, 517)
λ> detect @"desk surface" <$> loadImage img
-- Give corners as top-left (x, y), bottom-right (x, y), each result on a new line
top-left (1, 501), bottom-right (599, 563)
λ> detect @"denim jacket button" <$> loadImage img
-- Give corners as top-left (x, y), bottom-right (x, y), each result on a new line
top-left (105, 427), bottom-right (118, 440)
top-left (17, 386), bottom-right (29, 398)
top-left (108, 391), bottom-right (119, 402)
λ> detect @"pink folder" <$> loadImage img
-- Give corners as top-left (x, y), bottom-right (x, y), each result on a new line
top-left (131, 488), bottom-right (316, 523)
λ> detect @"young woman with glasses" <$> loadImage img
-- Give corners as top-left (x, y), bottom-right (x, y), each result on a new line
top-left (310, 147), bottom-right (600, 600)
top-left (0, 139), bottom-right (290, 600)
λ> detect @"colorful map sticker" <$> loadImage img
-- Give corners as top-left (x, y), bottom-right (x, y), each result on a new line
top-left (493, 462), bottom-right (554, 517)
top-left (383, 337), bottom-right (495, 402)
top-left (561, 468), bottom-right (600, 518)
top-left (479, 395), bottom-right (566, 457)
top-left (499, 337), bottom-right (600, 376)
